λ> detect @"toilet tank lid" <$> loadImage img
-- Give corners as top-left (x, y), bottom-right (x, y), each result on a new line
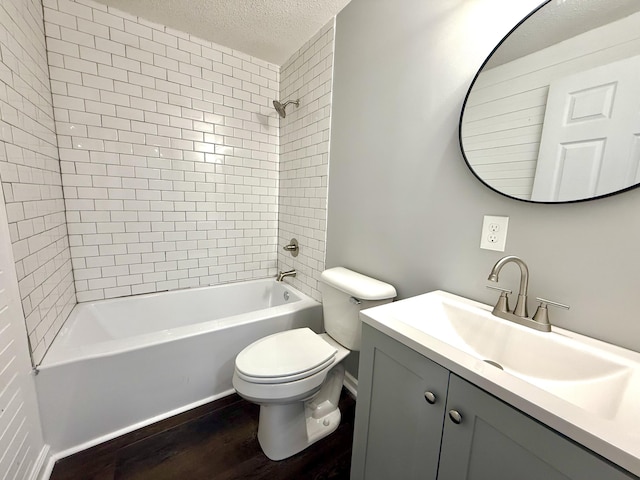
top-left (320, 267), bottom-right (397, 300)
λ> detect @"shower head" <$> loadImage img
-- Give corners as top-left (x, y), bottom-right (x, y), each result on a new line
top-left (273, 99), bottom-right (300, 118)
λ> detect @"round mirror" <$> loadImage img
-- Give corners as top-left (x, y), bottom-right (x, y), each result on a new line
top-left (460, 0), bottom-right (640, 203)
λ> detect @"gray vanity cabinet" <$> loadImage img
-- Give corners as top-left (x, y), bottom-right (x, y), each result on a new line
top-left (438, 374), bottom-right (635, 480)
top-left (350, 324), bottom-right (449, 480)
top-left (351, 324), bottom-right (637, 480)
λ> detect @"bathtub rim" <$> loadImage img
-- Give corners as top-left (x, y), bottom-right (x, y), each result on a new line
top-left (40, 278), bottom-right (319, 369)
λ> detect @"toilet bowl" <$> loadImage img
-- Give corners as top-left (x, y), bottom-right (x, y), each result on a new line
top-left (232, 267), bottom-right (396, 461)
top-left (232, 329), bottom-right (350, 460)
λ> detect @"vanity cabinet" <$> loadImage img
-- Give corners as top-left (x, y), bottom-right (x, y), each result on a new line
top-left (351, 324), bottom-right (637, 480)
top-left (350, 323), bottom-right (449, 480)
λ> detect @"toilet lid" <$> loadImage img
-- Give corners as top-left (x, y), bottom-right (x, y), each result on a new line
top-left (235, 328), bottom-right (337, 382)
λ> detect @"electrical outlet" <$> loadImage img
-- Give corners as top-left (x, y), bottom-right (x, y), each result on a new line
top-left (481, 216), bottom-right (509, 251)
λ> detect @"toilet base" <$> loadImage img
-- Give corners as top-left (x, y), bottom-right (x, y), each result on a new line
top-left (257, 363), bottom-right (345, 461)
top-left (257, 403), bottom-right (341, 461)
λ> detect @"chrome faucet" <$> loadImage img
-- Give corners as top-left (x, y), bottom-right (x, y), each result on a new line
top-left (277, 269), bottom-right (297, 282)
top-left (488, 255), bottom-right (529, 317)
top-left (487, 256), bottom-right (570, 332)
top-left (487, 255), bottom-right (546, 331)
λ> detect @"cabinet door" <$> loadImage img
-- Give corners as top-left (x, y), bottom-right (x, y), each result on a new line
top-left (351, 324), bottom-right (450, 480)
top-left (438, 375), bottom-right (637, 480)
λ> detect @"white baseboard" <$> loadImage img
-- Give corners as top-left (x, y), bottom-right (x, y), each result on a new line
top-left (38, 458), bottom-right (55, 480)
top-left (30, 445), bottom-right (51, 480)
top-left (344, 371), bottom-right (358, 398)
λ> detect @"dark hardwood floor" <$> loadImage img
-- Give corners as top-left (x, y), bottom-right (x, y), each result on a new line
top-left (50, 390), bottom-right (356, 480)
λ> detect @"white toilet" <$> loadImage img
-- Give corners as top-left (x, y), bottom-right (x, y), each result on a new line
top-left (232, 267), bottom-right (396, 460)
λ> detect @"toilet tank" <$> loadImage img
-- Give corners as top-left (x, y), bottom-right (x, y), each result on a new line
top-left (319, 267), bottom-right (396, 351)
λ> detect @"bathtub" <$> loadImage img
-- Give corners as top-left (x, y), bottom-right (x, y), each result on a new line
top-left (35, 279), bottom-right (323, 456)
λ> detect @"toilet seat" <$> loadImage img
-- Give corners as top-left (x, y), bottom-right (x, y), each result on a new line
top-left (235, 328), bottom-right (337, 384)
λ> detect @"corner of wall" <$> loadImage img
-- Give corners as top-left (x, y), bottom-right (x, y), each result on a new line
top-left (0, 0), bottom-right (76, 364)
top-left (277, 19), bottom-right (336, 301)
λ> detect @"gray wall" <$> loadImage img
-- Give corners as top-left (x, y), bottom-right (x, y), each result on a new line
top-left (327, 0), bottom-right (640, 375)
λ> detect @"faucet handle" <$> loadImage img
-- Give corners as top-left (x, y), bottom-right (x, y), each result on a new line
top-left (532, 297), bottom-right (570, 326)
top-left (486, 285), bottom-right (512, 295)
top-left (486, 285), bottom-right (511, 313)
top-left (282, 238), bottom-right (299, 257)
top-left (535, 298), bottom-right (570, 310)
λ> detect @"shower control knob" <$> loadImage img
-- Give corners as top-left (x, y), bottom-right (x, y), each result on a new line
top-left (424, 391), bottom-right (436, 404)
top-left (448, 410), bottom-right (462, 424)
top-left (282, 238), bottom-right (299, 257)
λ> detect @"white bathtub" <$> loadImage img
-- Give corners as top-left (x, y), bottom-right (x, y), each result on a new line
top-left (35, 279), bottom-right (323, 456)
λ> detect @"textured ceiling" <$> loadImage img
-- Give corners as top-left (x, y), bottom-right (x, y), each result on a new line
top-left (487, 0), bottom-right (640, 67)
top-left (93, 0), bottom-right (351, 65)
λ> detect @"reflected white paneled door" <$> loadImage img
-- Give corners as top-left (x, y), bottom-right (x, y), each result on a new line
top-left (0, 181), bottom-right (45, 479)
top-left (531, 55), bottom-right (640, 201)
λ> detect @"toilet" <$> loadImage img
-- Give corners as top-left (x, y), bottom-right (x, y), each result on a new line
top-left (232, 267), bottom-right (396, 460)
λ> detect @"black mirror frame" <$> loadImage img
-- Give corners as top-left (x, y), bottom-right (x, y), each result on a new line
top-left (458, 0), bottom-right (640, 204)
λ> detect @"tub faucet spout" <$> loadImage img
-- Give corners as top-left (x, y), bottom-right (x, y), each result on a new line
top-left (277, 269), bottom-right (296, 282)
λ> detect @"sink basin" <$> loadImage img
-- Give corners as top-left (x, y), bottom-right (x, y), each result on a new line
top-left (363, 291), bottom-right (640, 424)
top-left (377, 291), bottom-right (635, 420)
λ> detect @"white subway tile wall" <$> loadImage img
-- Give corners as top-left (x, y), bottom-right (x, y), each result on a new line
top-left (277, 21), bottom-right (334, 301)
top-left (0, 0), bottom-right (76, 364)
top-left (44, 0), bottom-right (281, 301)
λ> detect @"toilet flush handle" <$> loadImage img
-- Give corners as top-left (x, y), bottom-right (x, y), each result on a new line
top-left (349, 296), bottom-right (361, 305)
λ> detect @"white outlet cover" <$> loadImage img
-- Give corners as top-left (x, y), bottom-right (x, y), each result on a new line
top-left (480, 215), bottom-right (509, 251)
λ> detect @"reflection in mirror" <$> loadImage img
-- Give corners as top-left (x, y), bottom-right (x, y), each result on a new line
top-left (460, 0), bottom-right (640, 203)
